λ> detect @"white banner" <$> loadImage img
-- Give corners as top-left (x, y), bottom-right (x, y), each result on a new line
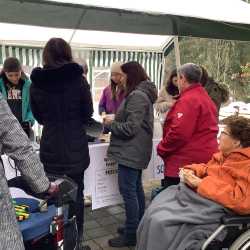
top-left (88, 143), bottom-right (122, 210)
top-left (89, 139), bottom-right (163, 209)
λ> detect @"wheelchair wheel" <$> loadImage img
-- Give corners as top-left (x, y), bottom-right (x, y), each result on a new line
top-left (229, 229), bottom-right (250, 250)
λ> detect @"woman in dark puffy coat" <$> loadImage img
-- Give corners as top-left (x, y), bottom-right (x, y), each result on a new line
top-left (30, 38), bottom-right (93, 248)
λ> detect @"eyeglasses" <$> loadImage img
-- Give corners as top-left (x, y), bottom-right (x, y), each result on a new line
top-left (221, 131), bottom-right (230, 136)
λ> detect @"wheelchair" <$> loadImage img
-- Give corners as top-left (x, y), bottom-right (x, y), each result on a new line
top-left (8, 175), bottom-right (78, 250)
top-left (202, 214), bottom-right (250, 250)
top-left (151, 186), bottom-right (250, 249)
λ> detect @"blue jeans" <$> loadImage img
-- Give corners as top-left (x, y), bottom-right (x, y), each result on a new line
top-left (118, 164), bottom-right (145, 235)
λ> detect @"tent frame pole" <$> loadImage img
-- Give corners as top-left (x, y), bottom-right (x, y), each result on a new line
top-left (174, 36), bottom-right (181, 69)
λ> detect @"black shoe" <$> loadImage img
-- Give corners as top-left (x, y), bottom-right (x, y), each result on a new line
top-left (108, 235), bottom-right (136, 248)
top-left (117, 226), bottom-right (125, 235)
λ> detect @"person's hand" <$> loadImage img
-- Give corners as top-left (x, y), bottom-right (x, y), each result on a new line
top-left (179, 168), bottom-right (194, 182)
top-left (179, 168), bottom-right (194, 178)
top-left (182, 169), bottom-right (195, 175)
top-left (47, 182), bottom-right (59, 197)
top-left (183, 171), bottom-right (202, 188)
top-left (103, 117), bottom-right (113, 126)
top-left (103, 114), bottom-right (115, 126)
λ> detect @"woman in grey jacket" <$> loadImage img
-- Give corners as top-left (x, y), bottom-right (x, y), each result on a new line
top-left (103, 61), bottom-right (157, 248)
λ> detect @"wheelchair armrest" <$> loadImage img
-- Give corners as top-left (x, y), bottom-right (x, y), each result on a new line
top-left (222, 214), bottom-right (250, 225)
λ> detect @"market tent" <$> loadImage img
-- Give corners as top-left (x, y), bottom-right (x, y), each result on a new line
top-left (1, 0), bottom-right (249, 128)
top-left (0, 0), bottom-right (250, 87)
top-left (0, 22), bottom-right (169, 51)
top-left (0, 21), bottom-right (166, 86)
top-left (0, 0), bottom-right (250, 42)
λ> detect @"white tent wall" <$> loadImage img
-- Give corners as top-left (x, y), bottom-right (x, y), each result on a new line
top-left (0, 22), bottom-right (169, 51)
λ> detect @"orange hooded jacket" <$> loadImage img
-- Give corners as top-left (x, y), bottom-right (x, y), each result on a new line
top-left (184, 147), bottom-right (250, 215)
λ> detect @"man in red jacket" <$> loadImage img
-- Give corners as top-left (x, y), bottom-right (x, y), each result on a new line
top-left (157, 63), bottom-right (218, 188)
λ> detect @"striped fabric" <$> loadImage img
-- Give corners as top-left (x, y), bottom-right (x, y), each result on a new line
top-left (1, 45), bottom-right (43, 67)
top-left (90, 50), bottom-right (164, 87)
top-left (0, 45), bottom-right (164, 89)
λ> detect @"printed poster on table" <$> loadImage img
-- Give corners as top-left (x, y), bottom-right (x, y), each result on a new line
top-left (89, 144), bottom-right (123, 210)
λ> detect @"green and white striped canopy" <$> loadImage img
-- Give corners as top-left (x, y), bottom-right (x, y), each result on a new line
top-left (0, 45), bottom-right (164, 88)
top-left (1, 45), bottom-right (43, 68)
top-left (90, 50), bottom-right (163, 87)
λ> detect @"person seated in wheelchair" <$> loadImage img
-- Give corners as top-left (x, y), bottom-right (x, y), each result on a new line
top-left (136, 115), bottom-right (250, 250)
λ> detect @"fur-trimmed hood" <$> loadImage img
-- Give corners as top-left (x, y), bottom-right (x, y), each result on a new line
top-left (31, 63), bottom-right (83, 92)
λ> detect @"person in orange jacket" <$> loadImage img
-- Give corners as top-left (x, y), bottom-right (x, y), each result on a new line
top-left (183, 115), bottom-right (250, 215)
top-left (136, 115), bottom-right (250, 250)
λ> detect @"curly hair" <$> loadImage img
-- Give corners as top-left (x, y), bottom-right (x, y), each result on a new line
top-left (165, 69), bottom-right (179, 96)
top-left (222, 116), bottom-right (250, 147)
top-left (199, 66), bottom-right (209, 87)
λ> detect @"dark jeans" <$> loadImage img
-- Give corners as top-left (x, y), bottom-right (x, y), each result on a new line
top-left (118, 164), bottom-right (145, 235)
top-left (67, 173), bottom-right (84, 238)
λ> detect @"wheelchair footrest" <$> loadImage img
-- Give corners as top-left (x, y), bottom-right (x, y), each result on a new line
top-left (222, 215), bottom-right (250, 225)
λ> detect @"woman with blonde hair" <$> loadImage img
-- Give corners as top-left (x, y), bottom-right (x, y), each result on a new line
top-left (99, 61), bottom-right (125, 115)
